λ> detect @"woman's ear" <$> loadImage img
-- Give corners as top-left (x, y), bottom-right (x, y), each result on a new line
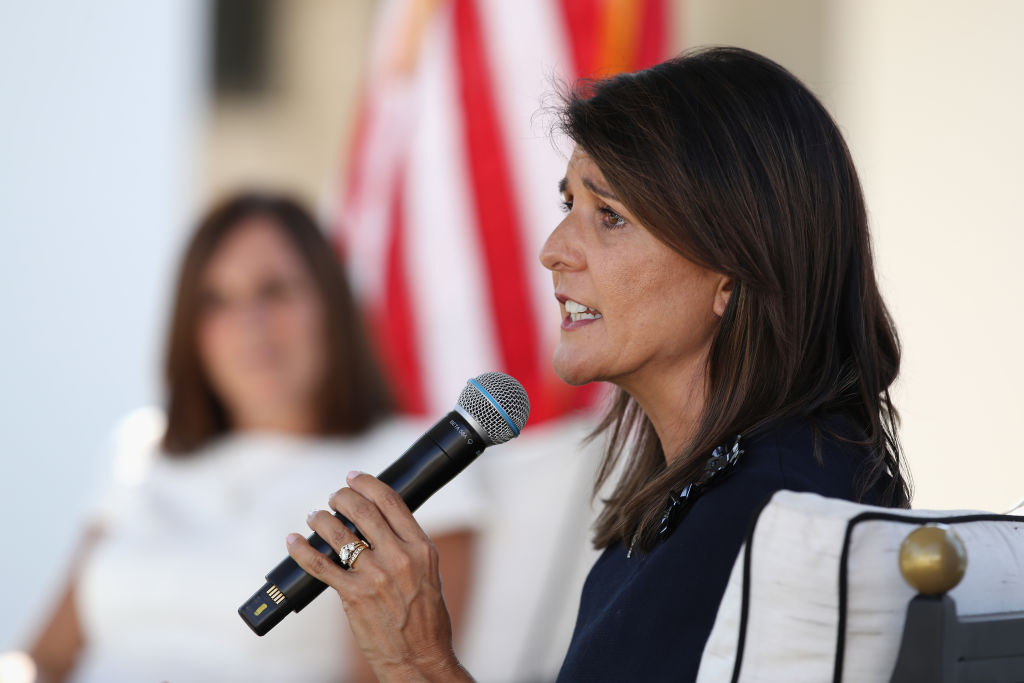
top-left (712, 276), bottom-right (733, 318)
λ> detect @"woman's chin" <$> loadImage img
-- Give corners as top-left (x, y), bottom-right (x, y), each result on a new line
top-left (551, 351), bottom-right (598, 387)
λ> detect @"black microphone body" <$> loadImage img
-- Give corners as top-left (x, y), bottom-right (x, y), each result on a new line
top-left (239, 376), bottom-right (523, 636)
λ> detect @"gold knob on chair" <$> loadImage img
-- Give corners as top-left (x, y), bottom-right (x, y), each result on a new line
top-left (898, 523), bottom-right (968, 595)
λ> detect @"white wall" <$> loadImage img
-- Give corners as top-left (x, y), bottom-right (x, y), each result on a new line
top-left (687, 0), bottom-right (1024, 512)
top-left (0, 1), bottom-right (204, 649)
top-left (828, 1), bottom-right (1024, 511)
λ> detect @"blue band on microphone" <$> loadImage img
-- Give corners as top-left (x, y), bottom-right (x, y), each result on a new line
top-left (468, 378), bottom-right (520, 436)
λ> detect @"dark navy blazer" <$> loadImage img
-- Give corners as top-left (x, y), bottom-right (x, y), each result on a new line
top-left (556, 415), bottom-right (890, 682)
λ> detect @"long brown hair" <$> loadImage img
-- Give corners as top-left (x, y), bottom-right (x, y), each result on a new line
top-left (559, 47), bottom-right (911, 552)
top-left (162, 192), bottom-right (392, 454)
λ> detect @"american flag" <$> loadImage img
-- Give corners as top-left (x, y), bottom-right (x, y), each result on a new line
top-left (334, 0), bottom-right (668, 422)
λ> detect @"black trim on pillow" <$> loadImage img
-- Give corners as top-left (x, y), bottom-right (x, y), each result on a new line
top-left (831, 511), bottom-right (1024, 682)
top-left (729, 493), bottom-right (779, 683)
top-left (728, 495), bottom-right (1024, 683)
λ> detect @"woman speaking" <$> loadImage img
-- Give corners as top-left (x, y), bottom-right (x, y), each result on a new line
top-left (289, 46), bottom-right (911, 681)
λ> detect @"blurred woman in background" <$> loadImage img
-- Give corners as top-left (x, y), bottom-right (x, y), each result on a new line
top-left (28, 193), bottom-right (480, 682)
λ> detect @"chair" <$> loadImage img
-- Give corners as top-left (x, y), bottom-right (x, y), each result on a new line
top-left (889, 523), bottom-right (1024, 681)
top-left (696, 491), bottom-right (1024, 682)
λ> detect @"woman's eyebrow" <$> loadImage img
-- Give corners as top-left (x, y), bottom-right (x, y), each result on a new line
top-left (582, 176), bottom-right (619, 201)
top-left (559, 176), bottom-right (619, 201)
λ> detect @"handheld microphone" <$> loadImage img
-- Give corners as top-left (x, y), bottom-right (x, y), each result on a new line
top-left (238, 371), bottom-right (529, 636)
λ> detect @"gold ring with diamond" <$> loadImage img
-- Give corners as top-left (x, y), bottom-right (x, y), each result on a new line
top-left (338, 540), bottom-right (370, 569)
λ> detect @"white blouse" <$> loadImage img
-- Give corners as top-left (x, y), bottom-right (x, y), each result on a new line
top-left (71, 410), bottom-right (485, 683)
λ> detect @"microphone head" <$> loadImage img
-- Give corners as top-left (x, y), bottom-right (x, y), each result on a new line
top-left (456, 372), bottom-right (530, 445)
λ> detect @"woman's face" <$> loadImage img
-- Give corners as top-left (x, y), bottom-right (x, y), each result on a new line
top-left (196, 217), bottom-right (326, 432)
top-left (539, 147), bottom-right (728, 394)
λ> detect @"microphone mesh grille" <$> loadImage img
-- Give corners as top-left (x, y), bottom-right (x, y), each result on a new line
top-left (456, 372), bottom-right (530, 445)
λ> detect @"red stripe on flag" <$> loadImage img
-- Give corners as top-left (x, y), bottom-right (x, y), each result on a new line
top-left (558, 0), bottom-right (601, 78)
top-left (453, 0), bottom-right (543, 411)
top-left (636, 0), bottom-right (669, 69)
top-left (559, 0), bottom-right (670, 79)
top-left (371, 170), bottom-right (428, 415)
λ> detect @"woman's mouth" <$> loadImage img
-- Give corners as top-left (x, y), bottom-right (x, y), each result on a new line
top-left (562, 298), bottom-right (602, 329)
top-left (565, 298), bottom-right (602, 321)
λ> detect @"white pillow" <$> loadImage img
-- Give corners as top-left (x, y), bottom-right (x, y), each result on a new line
top-left (697, 490), bottom-right (1024, 682)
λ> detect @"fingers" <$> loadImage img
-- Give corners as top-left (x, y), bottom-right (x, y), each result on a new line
top-left (344, 471), bottom-right (430, 543)
top-left (287, 474), bottom-right (458, 679)
top-left (305, 509), bottom-right (363, 559)
top-left (297, 471), bottom-right (431, 581)
top-left (285, 533), bottom-right (349, 588)
top-left (326, 485), bottom-right (401, 550)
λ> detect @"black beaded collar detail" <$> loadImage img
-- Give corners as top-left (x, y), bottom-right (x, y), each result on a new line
top-left (626, 435), bottom-right (744, 558)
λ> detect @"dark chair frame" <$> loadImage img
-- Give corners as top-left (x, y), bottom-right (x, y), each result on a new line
top-left (890, 595), bottom-right (1024, 682)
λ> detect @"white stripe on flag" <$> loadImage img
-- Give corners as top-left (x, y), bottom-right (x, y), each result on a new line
top-left (405, 5), bottom-right (498, 411)
top-left (343, 79), bottom-right (414, 307)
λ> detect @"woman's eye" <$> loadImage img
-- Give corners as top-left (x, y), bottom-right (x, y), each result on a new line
top-left (199, 291), bottom-right (226, 313)
top-left (560, 199), bottom-right (573, 214)
top-left (260, 280), bottom-right (291, 302)
top-left (599, 207), bottom-right (626, 228)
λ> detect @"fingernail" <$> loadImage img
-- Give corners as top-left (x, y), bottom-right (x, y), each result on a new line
top-left (347, 470), bottom-right (362, 482)
top-left (286, 533), bottom-right (299, 546)
top-left (307, 509), bottom-right (318, 520)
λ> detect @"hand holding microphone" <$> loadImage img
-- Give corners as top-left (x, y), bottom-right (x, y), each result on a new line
top-left (238, 371), bottom-right (529, 659)
top-left (296, 471), bottom-right (473, 682)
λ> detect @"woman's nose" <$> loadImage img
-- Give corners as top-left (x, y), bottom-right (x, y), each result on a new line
top-left (238, 298), bottom-right (269, 329)
top-left (539, 216), bottom-right (583, 272)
